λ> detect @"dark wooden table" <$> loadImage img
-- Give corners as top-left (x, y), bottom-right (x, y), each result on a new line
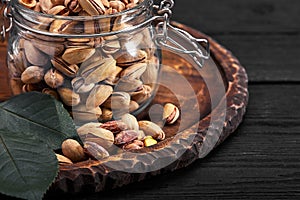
top-left (2, 0), bottom-right (300, 199)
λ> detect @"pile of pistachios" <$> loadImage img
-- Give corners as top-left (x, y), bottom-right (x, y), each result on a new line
top-left (56, 103), bottom-right (180, 164)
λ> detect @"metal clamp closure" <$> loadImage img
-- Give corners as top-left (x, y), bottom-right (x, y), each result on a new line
top-left (0, 0), bottom-right (12, 42)
top-left (153, 0), bottom-right (210, 68)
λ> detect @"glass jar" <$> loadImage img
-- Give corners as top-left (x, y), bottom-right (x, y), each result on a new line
top-left (2, 0), bottom-right (209, 125)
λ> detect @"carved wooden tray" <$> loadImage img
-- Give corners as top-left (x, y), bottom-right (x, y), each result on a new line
top-left (0, 22), bottom-right (248, 194)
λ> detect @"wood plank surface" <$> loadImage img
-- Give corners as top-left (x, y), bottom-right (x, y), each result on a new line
top-left (172, 0), bottom-right (300, 82)
top-left (42, 84), bottom-right (300, 200)
top-left (173, 0), bottom-right (300, 34)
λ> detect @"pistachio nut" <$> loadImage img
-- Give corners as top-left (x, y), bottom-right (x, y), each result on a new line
top-left (86, 84), bottom-right (113, 109)
top-left (21, 66), bottom-right (44, 84)
top-left (129, 100), bottom-right (139, 113)
top-left (71, 77), bottom-right (95, 93)
top-left (44, 68), bottom-right (64, 88)
top-left (79, 56), bottom-right (117, 84)
top-left (48, 5), bottom-right (70, 15)
top-left (40, 0), bottom-right (54, 13)
top-left (57, 87), bottom-right (81, 106)
top-left (77, 123), bottom-right (114, 149)
top-left (19, 0), bottom-right (37, 9)
top-left (138, 120), bottom-right (165, 140)
top-left (110, 92), bottom-right (130, 111)
top-left (98, 108), bottom-right (113, 122)
top-left (52, 0), bottom-right (65, 6)
top-left (100, 120), bottom-right (128, 134)
top-left (62, 47), bottom-right (96, 65)
top-left (84, 141), bottom-right (109, 160)
top-left (49, 19), bottom-right (77, 33)
top-left (42, 88), bottom-right (60, 100)
top-left (130, 84), bottom-right (152, 104)
top-left (163, 103), bottom-right (180, 124)
top-left (114, 77), bottom-right (143, 93)
top-left (78, 0), bottom-right (105, 15)
top-left (114, 130), bottom-right (139, 145)
top-left (33, 2), bottom-right (41, 12)
top-left (80, 49), bottom-right (104, 69)
top-left (22, 83), bottom-right (42, 93)
top-left (33, 41), bottom-right (65, 57)
top-left (9, 78), bottom-right (23, 96)
top-left (56, 153), bottom-right (73, 165)
top-left (104, 66), bottom-right (123, 86)
top-left (72, 104), bottom-right (102, 122)
top-left (123, 140), bottom-right (144, 150)
top-left (64, 0), bottom-right (82, 13)
top-left (62, 139), bottom-right (86, 162)
top-left (120, 113), bottom-right (139, 132)
top-left (101, 0), bottom-right (109, 7)
top-left (23, 40), bottom-right (49, 66)
top-left (115, 50), bottom-right (147, 67)
top-left (51, 57), bottom-right (79, 77)
top-left (109, 1), bottom-right (125, 12)
top-left (120, 62), bottom-right (147, 79)
top-left (102, 38), bottom-right (121, 54)
top-left (141, 57), bottom-right (159, 85)
top-left (144, 136), bottom-right (158, 147)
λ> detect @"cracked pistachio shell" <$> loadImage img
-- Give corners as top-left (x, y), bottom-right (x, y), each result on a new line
top-left (77, 123), bottom-right (114, 149)
top-left (19, 0), bottom-right (37, 9)
top-left (84, 141), bottom-right (109, 160)
top-left (114, 77), bottom-right (143, 93)
top-left (130, 84), bottom-right (152, 104)
top-left (138, 120), bottom-right (165, 140)
top-left (42, 88), bottom-right (60, 100)
top-left (120, 113), bottom-right (139, 132)
top-left (51, 57), bottom-right (79, 77)
top-left (23, 40), bottom-right (49, 66)
top-left (57, 87), bottom-right (81, 106)
top-left (21, 66), bottom-right (44, 84)
top-left (78, 0), bottom-right (105, 16)
top-left (44, 68), bottom-right (64, 88)
top-left (115, 50), bottom-right (147, 67)
top-left (72, 104), bottom-right (102, 122)
top-left (99, 108), bottom-right (113, 122)
top-left (71, 77), bottom-right (95, 93)
top-left (62, 47), bottom-right (96, 65)
top-left (79, 56), bottom-right (117, 85)
top-left (163, 103), bottom-right (180, 124)
top-left (48, 5), bottom-right (69, 15)
top-left (120, 62), bottom-right (147, 79)
top-left (110, 92), bottom-right (131, 111)
top-left (86, 84), bottom-right (113, 109)
top-left (33, 41), bottom-right (65, 56)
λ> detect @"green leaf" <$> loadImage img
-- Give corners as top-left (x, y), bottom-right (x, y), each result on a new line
top-left (0, 128), bottom-right (58, 200)
top-left (0, 92), bottom-right (80, 150)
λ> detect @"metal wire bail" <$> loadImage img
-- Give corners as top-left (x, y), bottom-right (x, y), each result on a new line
top-left (0, 0), bottom-right (12, 42)
top-left (154, 0), bottom-right (210, 68)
